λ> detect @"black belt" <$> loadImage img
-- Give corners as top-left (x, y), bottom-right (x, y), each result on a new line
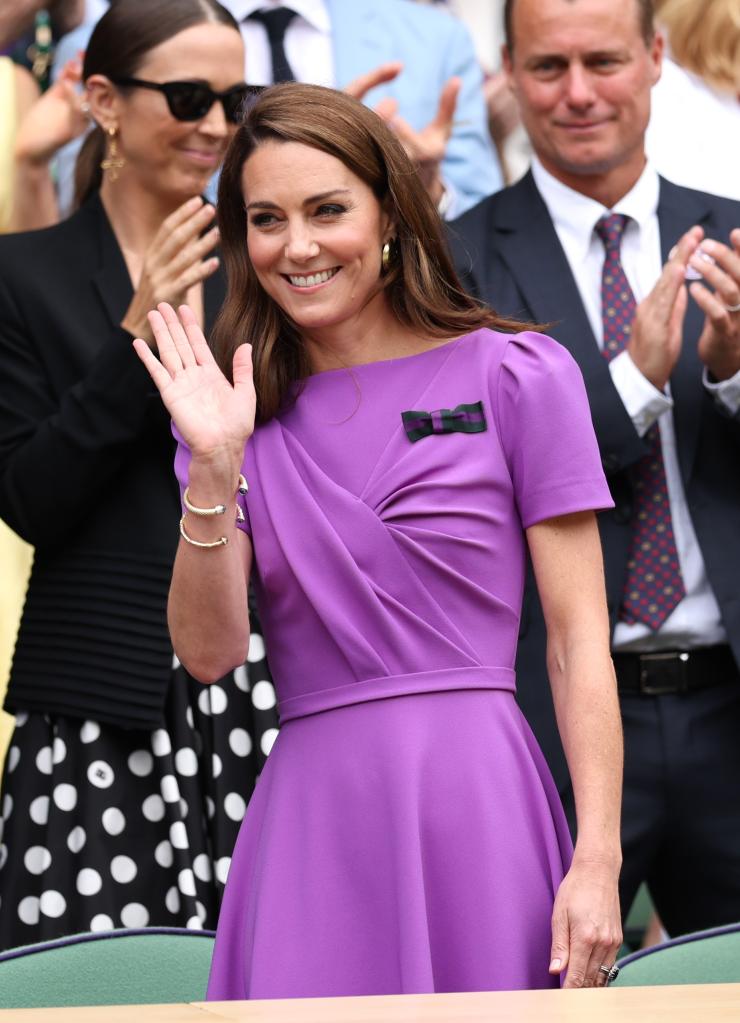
top-left (613, 644), bottom-right (739, 696)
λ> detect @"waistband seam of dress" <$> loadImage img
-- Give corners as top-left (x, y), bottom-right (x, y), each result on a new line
top-left (278, 665), bottom-right (516, 722)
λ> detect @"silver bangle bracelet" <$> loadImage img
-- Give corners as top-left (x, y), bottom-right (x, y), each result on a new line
top-left (179, 516), bottom-right (228, 549)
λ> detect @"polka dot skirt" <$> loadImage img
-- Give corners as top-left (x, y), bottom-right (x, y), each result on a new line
top-left (0, 630), bottom-right (278, 951)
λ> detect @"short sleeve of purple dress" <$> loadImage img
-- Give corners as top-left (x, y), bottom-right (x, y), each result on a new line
top-left (175, 329), bottom-right (613, 999)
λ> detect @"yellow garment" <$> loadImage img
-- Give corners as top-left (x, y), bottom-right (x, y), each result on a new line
top-left (0, 523), bottom-right (32, 767)
top-left (0, 57), bottom-right (17, 232)
top-left (0, 59), bottom-right (33, 765)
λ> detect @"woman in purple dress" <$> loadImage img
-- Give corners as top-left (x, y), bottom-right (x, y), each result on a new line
top-left (134, 82), bottom-right (623, 997)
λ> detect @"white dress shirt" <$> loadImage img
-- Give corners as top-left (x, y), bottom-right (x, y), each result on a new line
top-left (224, 0), bottom-right (334, 86)
top-left (532, 157), bottom-right (740, 651)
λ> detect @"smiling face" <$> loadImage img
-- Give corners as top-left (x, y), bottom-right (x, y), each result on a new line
top-left (242, 140), bottom-right (395, 350)
top-left (94, 22), bottom-right (244, 201)
top-left (504, 0), bottom-right (662, 201)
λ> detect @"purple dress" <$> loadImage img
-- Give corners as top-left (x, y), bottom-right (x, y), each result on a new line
top-left (174, 329), bottom-right (613, 999)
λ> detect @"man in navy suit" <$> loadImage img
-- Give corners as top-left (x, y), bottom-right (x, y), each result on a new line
top-left (449, 0), bottom-right (740, 938)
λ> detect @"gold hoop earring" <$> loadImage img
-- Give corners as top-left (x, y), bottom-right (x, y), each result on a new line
top-left (381, 241), bottom-right (392, 273)
top-left (101, 125), bottom-right (125, 180)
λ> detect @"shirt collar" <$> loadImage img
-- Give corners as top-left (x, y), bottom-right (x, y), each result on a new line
top-left (224, 0), bottom-right (330, 33)
top-left (531, 155), bottom-right (660, 262)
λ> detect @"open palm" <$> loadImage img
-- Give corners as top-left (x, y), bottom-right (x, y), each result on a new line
top-left (133, 303), bottom-right (256, 458)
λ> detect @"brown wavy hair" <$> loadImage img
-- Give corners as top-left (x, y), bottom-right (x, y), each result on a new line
top-left (213, 82), bottom-right (524, 422)
top-left (655, 0), bottom-right (740, 93)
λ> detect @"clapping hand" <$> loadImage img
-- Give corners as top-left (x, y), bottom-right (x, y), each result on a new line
top-left (133, 303), bottom-right (256, 463)
top-left (14, 57), bottom-right (90, 166)
top-left (344, 62), bottom-right (460, 206)
top-left (122, 197), bottom-right (221, 343)
top-left (689, 228), bottom-right (740, 382)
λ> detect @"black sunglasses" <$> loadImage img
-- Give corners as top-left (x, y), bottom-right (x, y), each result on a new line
top-left (111, 78), bottom-right (264, 124)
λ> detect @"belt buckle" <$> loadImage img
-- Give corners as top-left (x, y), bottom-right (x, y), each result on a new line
top-left (638, 651), bottom-right (690, 695)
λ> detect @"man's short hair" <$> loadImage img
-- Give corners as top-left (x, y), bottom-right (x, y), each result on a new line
top-left (503, 0), bottom-right (656, 52)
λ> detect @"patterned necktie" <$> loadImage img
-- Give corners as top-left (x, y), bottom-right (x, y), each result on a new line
top-left (247, 8), bottom-right (297, 83)
top-left (595, 213), bottom-right (686, 630)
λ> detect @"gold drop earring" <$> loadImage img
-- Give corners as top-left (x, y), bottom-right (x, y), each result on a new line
top-left (381, 241), bottom-right (392, 273)
top-left (101, 125), bottom-right (125, 180)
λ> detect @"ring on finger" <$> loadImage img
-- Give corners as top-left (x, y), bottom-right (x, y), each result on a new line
top-left (725, 301), bottom-right (740, 313)
top-left (598, 963), bottom-right (620, 983)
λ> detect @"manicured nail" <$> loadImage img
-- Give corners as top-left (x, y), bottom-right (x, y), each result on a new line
top-left (550, 958), bottom-right (561, 971)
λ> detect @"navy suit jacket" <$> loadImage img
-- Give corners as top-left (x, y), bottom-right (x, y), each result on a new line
top-left (448, 172), bottom-right (740, 791)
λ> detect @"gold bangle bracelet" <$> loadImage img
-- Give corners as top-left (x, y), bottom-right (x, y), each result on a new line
top-left (183, 486), bottom-right (226, 517)
top-left (179, 516), bottom-right (228, 548)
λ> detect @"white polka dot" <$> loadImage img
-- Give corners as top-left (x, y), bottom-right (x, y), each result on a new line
top-left (151, 729), bottom-right (172, 757)
top-left (2, 794), bottom-right (13, 820)
top-left (224, 793), bottom-right (246, 822)
top-left (142, 794), bottom-right (165, 822)
top-left (24, 846), bottom-right (52, 875)
top-left (251, 680), bottom-right (276, 711)
top-left (53, 783), bottom-right (77, 812)
top-left (233, 665), bottom-right (250, 692)
top-left (30, 795), bottom-right (50, 826)
top-left (120, 903), bottom-right (149, 928)
top-left (15, 712), bottom-right (28, 727)
top-left (165, 886), bottom-right (181, 914)
top-left (193, 854), bottom-right (212, 882)
top-left (80, 720), bottom-right (100, 744)
top-left (128, 750), bottom-right (153, 777)
top-left (170, 821), bottom-right (188, 850)
top-left (154, 840), bottom-right (173, 868)
top-left (161, 774), bottom-right (180, 803)
top-left (52, 737), bottom-right (66, 765)
top-left (186, 915), bottom-right (202, 930)
top-left (35, 746), bottom-right (53, 775)
top-left (7, 746), bottom-right (20, 772)
top-left (212, 753), bottom-right (222, 778)
top-left (195, 900), bottom-right (206, 923)
top-left (229, 728), bottom-right (252, 758)
top-left (185, 706), bottom-right (194, 729)
top-left (198, 685), bottom-right (227, 716)
top-left (102, 807), bottom-right (126, 836)
top-left (179, 798), bottom-right (188, 818)
top-left (174, 748), bottom-right (198, 777)
top-left (18, 895), bottom-right (40, 925)
top-left (178, 868), bottom-right (196, 896)
top-left (77, 868), bottom-right (102, 896)
top-left (205, 797), bottom-right (216, 819)
top-left (67, 826), bottom-right (86, 854)
top-left (40, 890), bottom-right (66, 918)
top-left (111, 855), bottom-right (137, 884)
top-left (247, 632), bottom-right (266, 662)
top-left (172, 653), bottom-right (181, 670)
top-left (90, 914), bottom-right (114, 932)
top-left (87, 760), bottom-right (114, 788)
top-left (261, 728), bottom-right (279, 757)
top-left (215, 857), bottom-right (231, 885)
top-left (0, 844), bottom-right (7, 870)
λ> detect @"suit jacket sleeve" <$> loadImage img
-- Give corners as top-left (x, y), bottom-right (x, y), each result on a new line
top-left (0, 264), bottom-right (158, 551)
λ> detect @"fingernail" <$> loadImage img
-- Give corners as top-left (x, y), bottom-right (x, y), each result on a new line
top-left (550, 958), bottom-right (561, 971)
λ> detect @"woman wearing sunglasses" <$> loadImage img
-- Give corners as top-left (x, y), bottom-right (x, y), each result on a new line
top-left (0, 0), bottom-right (277, 950)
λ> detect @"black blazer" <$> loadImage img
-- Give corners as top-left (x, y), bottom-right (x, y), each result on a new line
top-left (0, 194), bottom-right (225, 728)
top-left (448, 172), bottom-right (740, 791)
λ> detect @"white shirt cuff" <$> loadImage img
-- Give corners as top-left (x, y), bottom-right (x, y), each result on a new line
top-left (436, 178), bottom-right (459, 221)
top-left (609, 350), bottom-right (673, 436)
top-left (703, 365), bottom-right (740, 416)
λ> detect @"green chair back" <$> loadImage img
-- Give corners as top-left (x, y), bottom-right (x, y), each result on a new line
top-left (0, 927), bottom-right (215, 1008)
top-left (613, 922), bottom-right (740, 987)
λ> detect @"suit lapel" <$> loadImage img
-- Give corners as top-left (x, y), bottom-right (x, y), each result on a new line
top-left (658, 177), bottom-right (714, 486)
top-left (327, 0), bottom-right (389, 91)
top-left (489, 173), bottom-right (609, 386)
top-left (90, 194), bottom-right (134, 329)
